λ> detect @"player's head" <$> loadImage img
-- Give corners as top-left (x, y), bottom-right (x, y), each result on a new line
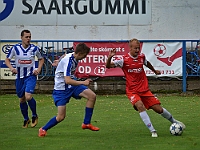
top-left (74, 43), bottom-right (90, 60)
top-left (129, 38), bottom-right (140, 57)
top-left (21, 30), bottom-right (31, 48)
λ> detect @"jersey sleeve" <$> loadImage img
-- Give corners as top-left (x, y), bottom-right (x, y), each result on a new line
top-left (36, 47), bottom-right (43, 59)
top-left (63, 58), bottom-right (72, 77)
top-left (6, 46), bottom-right (15, 59)
top-left (142, 53), bottom-right (148, 66)
top-left (113, 57), bottom-right (124, 68)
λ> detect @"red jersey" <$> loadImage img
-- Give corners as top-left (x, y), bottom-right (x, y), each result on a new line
top-left (114, 53), bottom-right (149, 93)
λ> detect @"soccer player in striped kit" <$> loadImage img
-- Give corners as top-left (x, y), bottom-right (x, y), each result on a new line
top-left (38, 43), bottom-right (99, 137)
top-left (106, 38), bottom-right (185, 137)
top-left (5, 30), bottom-right (44, 128)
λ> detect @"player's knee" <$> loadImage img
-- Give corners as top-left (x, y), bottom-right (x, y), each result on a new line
top-left (89, 92), bottom-right (96, 102)
top-left (135, 105), bottom-right (146, 112)
top-left (25, 94), bottom-right (32, 101)
top-left (156, 107), bottom-right (163, 114)
top-left (134, 101), bottom-right (145, 112)
top-left (19, 95), bottom-right (25, 102)
top-left (151, 105), bottom-right (163, 114)
top-left (134, 104), bottom-right (145, 112)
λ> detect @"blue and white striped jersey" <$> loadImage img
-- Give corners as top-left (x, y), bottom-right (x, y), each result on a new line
top-left (7, 43), bottom-right (43, 79)
top-left (54, 52), bottom-right (78, 90)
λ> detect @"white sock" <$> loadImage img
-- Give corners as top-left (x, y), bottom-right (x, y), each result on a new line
top-left (139, 111), bottom-right (156, 132)
top-left (161, 108), bottom-right (176, 123)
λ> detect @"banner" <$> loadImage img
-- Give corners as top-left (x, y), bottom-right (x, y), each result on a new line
top-left (141, 42), bottom-right (182, 77)
top-left (74, 42), bottom-right (182, 78)
top-left (74, 42), bottom-right (129, 78)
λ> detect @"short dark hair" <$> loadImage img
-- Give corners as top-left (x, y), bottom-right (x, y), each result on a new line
top-left (21, 30), bottom-right (31, 36)
top-left (75, 43), bottom-right (90, 54)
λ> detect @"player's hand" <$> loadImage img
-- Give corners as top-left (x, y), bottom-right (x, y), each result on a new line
top-left (33, 69), bottom-right (40, 75)
top-left (155, 70), bottom-right (161, 75)
top-left (82, 78), bottom-right (92, 86)
top-left (52, 60), bottom-right (59, 67)
top-left (11, 68), bottom-right (17, 74)
top-left (108, 48), bottom-right (116, 57)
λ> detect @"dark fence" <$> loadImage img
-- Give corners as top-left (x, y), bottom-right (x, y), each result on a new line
top-left (1, 39), bottom-right (200, 93)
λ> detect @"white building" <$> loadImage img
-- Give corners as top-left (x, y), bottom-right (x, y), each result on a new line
top-left (0, 0), bottom-right (199, 40)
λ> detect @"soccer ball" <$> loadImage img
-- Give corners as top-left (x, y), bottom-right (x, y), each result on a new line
top-left (169, 123), bottom-right (183, 136)
top-left (153, 44), bottom-right (166, 57)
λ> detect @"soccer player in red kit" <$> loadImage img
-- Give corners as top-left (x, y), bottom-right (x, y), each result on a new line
top-left (106, 38), bottom-right (185, 137)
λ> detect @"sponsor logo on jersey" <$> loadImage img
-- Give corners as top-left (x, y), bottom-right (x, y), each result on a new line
top-left (128, 68), bottom-right (142, 73)
top-left (18, 60), bottom-right (32, 64)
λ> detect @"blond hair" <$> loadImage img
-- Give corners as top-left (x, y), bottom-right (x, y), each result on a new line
top-left (129, 38), bottom-right (140, 44)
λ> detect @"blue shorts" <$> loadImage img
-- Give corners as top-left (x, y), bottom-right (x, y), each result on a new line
top-left (15, 75), bottom-right (37, 98)
top-left (53, 85), bottom-right (88, 106)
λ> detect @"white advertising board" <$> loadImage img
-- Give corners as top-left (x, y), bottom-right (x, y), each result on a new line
top-left (141, 42), bottom-right (182, 77)
top-left (0, 0), bottom-right (151, 26)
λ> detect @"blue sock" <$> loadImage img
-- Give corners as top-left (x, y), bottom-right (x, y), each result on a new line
top-left (43, 116), bottom-right (58, 131)
top-left (27, 97), bottom-right (37, 117)
top-left (83, 107), bottom-right (94, 124)
top-left (20, 102), bottom-right (29, 120)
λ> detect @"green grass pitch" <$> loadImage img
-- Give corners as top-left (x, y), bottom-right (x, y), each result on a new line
top-left (0, 94), bottom-right (200, 150)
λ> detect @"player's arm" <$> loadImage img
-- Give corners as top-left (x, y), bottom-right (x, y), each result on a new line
top-left (5, 48), bottom-right (17, 74)
top-left (34, 48), bottom-right (45, 75)
top-left (146, 61), bottom-right (161, 75)
top-left (5, 58), bottom-right (13, 70)
top-left (52, 54), bottom-right (66, 67)
top-left (36, 58), bottom-right (44, 74)
top-left (106, 48), bottom-right (116, 68)
top-left (5, 58), bottom-right (17, 74)
top-left (64, 76), bottom-right (92, 86)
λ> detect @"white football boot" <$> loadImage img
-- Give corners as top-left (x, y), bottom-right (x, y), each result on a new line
top-left (151, 131), bottom-right (158, 138)
top-left (175, 120), bottom-right (186, 130)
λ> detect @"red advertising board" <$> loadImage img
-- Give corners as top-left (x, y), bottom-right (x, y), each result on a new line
top-left (73, 42), bottom-right (129, 78)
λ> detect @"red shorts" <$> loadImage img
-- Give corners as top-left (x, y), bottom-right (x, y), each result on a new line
top-left (126, 90), bottom-right (161, 110)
